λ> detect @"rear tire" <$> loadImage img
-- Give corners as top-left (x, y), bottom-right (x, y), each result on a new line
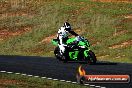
top-left (54, 47), bottom-right (62, 61)
top-left (62, 53), bottom-right (68, 63)
top-left (63, 59), bottom-right (68, 63)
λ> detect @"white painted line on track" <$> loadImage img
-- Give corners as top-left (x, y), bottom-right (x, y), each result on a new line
top-left (84, 84), bottom-right (90, 86)
top-left (15, 73), bottom-right (20, 75)
top-left (27, 75), bottom-right (33, 77)
top-left (90, 85), bottom-right (95, 87)
top-left (21, 74), bottom-right (26, 76)
top-left (41, 77), bottom-right (46, 79)
top-left (95, 86), bottom-right (101, 88)
top-left (66, 81), bottom-right (71, 83)
top-left (34, 76), bottom-right (39, 78)
top-left (100, 87), bottom-right (106, 88)
top-left (0, 71), bottom-right (107, 88)
top-left (72, 82), bottom-right (77, 84)
top-left (47, 78), bottom-right (52, 80)
top-left (53, 79), bottom-right (58, 81)
top-left (7, 72), bottom-right (13, 74)
top-left (0, 71), bottom-right (6, 73)
top-left (60, 80), bottom-right (65, 82)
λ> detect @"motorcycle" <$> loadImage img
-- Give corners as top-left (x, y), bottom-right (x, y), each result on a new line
top-left (52, 36), bottom-right (97, 64)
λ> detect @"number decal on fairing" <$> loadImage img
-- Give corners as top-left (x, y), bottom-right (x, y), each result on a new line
top-left (84, 50), bottom-right (89, 57)
top-left (69, 51), bottom-right (79, 60)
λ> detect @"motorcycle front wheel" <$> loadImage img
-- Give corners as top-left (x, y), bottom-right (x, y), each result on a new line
top-left (85, 50), bottom-right (97, 64)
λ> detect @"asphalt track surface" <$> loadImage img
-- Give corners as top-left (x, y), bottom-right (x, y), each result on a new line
top-left (0, 55), bottom-right (132, 88)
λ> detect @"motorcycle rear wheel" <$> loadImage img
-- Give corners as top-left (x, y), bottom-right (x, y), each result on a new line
top-left (54, 47), bottom-right (62, 61)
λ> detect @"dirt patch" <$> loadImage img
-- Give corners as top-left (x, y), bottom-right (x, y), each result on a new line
top-left (92, 41), bottom-right (100, 46)
top-left (0, 1), bottom-right (11, 11)
top-left (0, 11), bottom-right (33, 19)
top-left (39, 35), bottom-right (56, 44)
top-left (97, 55), bottom-right (109, 58)
top-left (0, 1), bottom-right (36, 19)
top-left (113, 30), bottom-right (128, 36)
top-left (93, 0), bottom-right (132, 3)
top-left (88, 37), bottom-right (101, 46)
top-left (124, 14), bottom-right (132, 19)
top-left (29, 47), bottom-right (44, 54)
top-left (75, 29), bottom-right (81, 33)
top-left (109, 40), bottom-right (132, 49)
top-left (114, 14), bottom-right (132, 36)
top-left (74, 28), bottom-right (85, 35)
top-left (0, 25), bottom-right (33, 40)
top-left (0, 79), bottom-right (26, 85)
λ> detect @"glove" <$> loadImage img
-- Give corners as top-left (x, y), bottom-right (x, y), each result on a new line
top-left (76, 36), bottom-right (82, 41)
top-left (62, 44), bottom-right (67, 47)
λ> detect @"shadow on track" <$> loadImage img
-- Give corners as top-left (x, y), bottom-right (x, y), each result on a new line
top-left (63, 61), bottom-right (88, 64)
top-left (63, 61), bottom-right (117, 65)
top-left (90, 61), bottom-right (117, 65)
top-left (0, 55), bottom-right (117, 65)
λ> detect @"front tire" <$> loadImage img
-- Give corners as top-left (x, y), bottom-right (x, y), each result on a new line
top-left (63, 57), bottom-right (68, 63)
top-left (85, 50), bottom-right (97, 64)
top-left (88, 50), bottom-right (97, 64)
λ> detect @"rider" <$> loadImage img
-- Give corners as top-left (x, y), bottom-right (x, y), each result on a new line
top-left (57, 22), bottom-right (79, 56)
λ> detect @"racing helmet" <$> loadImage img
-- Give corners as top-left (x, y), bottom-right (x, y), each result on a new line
top-left (63, 22), bottom-right (71, 31)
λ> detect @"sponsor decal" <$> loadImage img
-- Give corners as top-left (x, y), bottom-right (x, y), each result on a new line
top-left (76, 66), bottom-right (130, 84)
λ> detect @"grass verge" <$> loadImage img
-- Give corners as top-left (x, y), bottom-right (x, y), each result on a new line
top-left (0, 73), bottom-right (91, 88)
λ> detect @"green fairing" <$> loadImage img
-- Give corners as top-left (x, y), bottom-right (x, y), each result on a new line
top-left (52, 39), bottom-right (58, 46)
top-left (66, 38), bottom-right (75, 44)
top-left (52, 36), bottom-right (97, 63)
top-left (78, 41), bottom-right (85, 46)
top-left (69, 51), bottom-right (79, 60)
top-left (87, 41), bottom-right (90, 47)
top-left (84, 50), bottom-right (90, 57)
top-left (66, 38), bottom-right (91, 59)
top-left (78, 40), bottom-right (90, 47)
